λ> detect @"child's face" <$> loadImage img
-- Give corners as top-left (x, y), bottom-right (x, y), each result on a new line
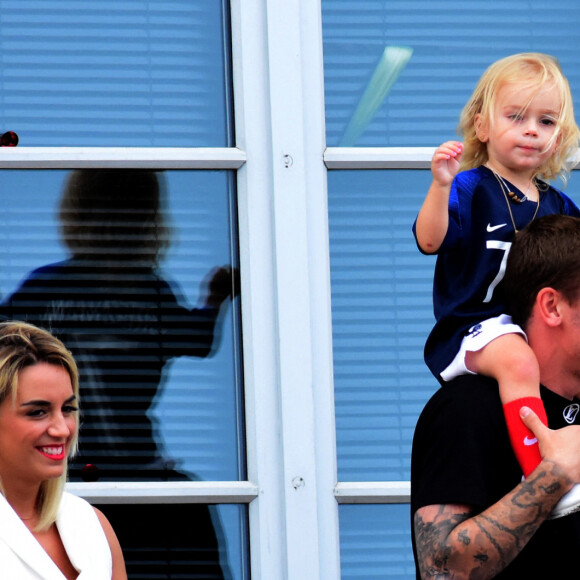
top-left (476, 81), bottom-right (561, 179)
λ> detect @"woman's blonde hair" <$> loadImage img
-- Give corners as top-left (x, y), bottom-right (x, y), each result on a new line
top-left (458, 52), bottom-right (580, 183)
top-left (0, 321), bottom-right (79, 532)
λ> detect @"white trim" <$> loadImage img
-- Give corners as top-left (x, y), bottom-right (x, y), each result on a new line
top-left (265, 0), bottom-right (323, 572)
top-left (334, 482), bottom-right (411, 504)
top-left (301, 1), bottom-right (341, 579)
top-left (0, 147), bottom-right (246, 168)
top-left (66, 481), bottom-right (259, 504)
top-left (324, 146), bottom-right (434, 169)
top-left (324, 147), bottom-right (580, 170)
top-left (231, 0), bottom-right (288, 578)
top-left (234, 0), bottom-right (341, 576)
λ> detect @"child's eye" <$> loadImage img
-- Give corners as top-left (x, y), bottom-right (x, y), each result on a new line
top-left (541, 118), bottom-right (556, 126)
top-left (509, 114), bottom-right (524, 122)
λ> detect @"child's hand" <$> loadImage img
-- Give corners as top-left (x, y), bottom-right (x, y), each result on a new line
top-left (431, 141), bottom-right (463, 187)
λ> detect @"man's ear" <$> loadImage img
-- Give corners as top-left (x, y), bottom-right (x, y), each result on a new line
top-left (536, 287), bottom-right (563, 326)
top-left (474, 114), bottom-right (489, 143)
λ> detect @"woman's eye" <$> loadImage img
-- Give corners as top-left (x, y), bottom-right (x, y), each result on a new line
top-left (27, 409), bottom-right (46, 418)
top-left (62, 405), bottom-right (78, 414)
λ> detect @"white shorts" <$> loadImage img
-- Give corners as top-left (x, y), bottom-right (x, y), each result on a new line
top-left (440, 314), bottom-right (527, 382)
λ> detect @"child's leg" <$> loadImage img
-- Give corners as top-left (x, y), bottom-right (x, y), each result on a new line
top-left (466, 332), bottom-right (546, 477)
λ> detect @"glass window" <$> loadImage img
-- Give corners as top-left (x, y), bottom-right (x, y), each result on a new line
top-left (0, 169), bottom-right (244, 482)
top-left (327, 155), bottom-right (580, 580)
top-left (322, 1), bottom-right (580, 147)
top-left (339, 504), bottom-right (415, 580)
top-left (328, 169), bottom-right (436, 482)
top-left (0, 0), bottom-right (233, 147)
top-left (329, 168), bottom-right (580, 482)
top-left (94, 502), bottom-right (249, 580)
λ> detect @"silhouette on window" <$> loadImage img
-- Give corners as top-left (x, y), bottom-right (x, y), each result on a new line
top-left (0, 169), bottom-right (239, 579)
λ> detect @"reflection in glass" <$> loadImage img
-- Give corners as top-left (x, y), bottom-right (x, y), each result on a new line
top-left (340, 504), bottom-right (414, 579)
top-left (95, 503), bottom-right (249, 580)
top-left (0, 169), bottom-right (244, 482)
top-left (328, 170), bottom-right (436, 482)
top-left (0, 169), bottom-right (245, 578)
top-left (0, 1), bottom-right (233, 146)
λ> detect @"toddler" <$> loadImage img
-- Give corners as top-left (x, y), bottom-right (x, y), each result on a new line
top-left (414, 53), bottom-right (580, 518)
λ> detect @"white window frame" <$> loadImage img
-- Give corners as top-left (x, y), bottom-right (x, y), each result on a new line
top-left (0, 1), bottom-right (432, 578)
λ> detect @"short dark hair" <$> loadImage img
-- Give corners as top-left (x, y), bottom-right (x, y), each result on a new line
top-left (503, 214), bottom-right (580, 327)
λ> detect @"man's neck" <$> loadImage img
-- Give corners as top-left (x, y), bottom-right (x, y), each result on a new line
top-left (536, 349), bottom-right (580, 400)
top-left (529, 330), bottom-right (580, 400)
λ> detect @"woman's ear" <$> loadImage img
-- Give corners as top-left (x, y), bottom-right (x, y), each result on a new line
top-left (474, 113), bottom-right (489, 143)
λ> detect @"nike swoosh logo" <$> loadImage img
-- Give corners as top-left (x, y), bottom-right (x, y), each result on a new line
top-left (523, 436), bottom-right (538, 446)
top-left (487, 223), bottom-right (507, 232)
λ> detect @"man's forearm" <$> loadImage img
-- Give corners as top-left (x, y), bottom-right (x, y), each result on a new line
top-left (414, 461), bottom-right (570, 579)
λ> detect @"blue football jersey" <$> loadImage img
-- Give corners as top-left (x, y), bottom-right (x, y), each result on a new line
top-left (414, 165), bottom-right (580, 379)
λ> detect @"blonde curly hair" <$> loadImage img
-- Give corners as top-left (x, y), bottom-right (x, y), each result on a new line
top-left (458, 53), bottom-right (579, 183)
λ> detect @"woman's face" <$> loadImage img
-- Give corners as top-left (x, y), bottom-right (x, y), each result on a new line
top-left (0, 362), bottom-right (77, 489)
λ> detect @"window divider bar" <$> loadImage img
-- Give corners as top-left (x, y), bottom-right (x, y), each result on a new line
top-left (324, 147), bottom-right (580, 171)
top-left (66, 481), bottom-right (259, 504)
top-left (324, 147), bottom-right (434, 169)
top-left (334, 481), bottom-right (410, 504)
top-left (0, 147), bottom-right (246, 169)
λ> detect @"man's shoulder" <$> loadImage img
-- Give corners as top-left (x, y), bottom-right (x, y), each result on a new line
top-left (419, 375), bottom-right (501, 421)
top-left (413, 375), bottom-right (509, 472)
top-left (411, 374), bottom-right (517, 515)
top-left (413, 374), bottom-right (508, 466)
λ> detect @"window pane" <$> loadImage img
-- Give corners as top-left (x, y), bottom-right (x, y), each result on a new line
top-left (0, 169), bottom-right (244, 482)
top-left (340, 504), bottom-right (414, 579)
top-left (329, 170), bottom-right (580, 483)
top-left (328, 170), bottom-right (435, 482)
top-left (96, 503), bottom-right (250, 580)
top-left (0, 0), bottom-right (233, 146)
top-left (322, 1), bottom-right (580, 146)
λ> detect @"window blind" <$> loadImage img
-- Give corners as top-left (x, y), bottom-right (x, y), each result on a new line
top-left (0, 0), bottom-right (232, 146)
top-left (0, 169), bottom-right (244, 483)
top-left (322, 1), bottom-right (580, 147)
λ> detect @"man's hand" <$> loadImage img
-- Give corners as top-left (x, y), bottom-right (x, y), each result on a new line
top-left (521, 406), bottom-right (580, 490)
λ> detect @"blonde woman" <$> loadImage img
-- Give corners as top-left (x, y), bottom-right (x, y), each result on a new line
top-left (0, 321), bottom-right (126, 579)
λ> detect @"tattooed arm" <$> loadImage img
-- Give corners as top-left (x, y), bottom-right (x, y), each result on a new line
top-left (414, 408), bottom-right (580, 579)
top-left (414, 463), bottom-right (568, 579)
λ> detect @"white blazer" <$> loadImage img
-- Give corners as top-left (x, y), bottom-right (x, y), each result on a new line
top-left (0, 491), bottom-right (112, 579)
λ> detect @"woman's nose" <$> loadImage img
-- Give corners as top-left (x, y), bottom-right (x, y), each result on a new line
top-left (48, 413), bottom-right (71, 437)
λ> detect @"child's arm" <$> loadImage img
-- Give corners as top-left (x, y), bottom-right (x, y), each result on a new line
top-left (415, 141), bottom-right (463, 254)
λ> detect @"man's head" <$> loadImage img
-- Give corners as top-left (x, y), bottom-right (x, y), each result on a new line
top-left (503, 214), bottom-right (580, 328)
